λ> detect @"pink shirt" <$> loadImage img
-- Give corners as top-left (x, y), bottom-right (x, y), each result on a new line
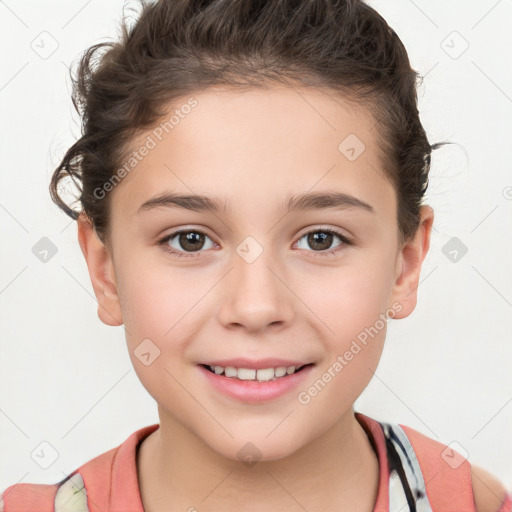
top-left (2, 412), bottom-right (511, 511)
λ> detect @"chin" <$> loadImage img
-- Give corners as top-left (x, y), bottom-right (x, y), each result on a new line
top-left (202, 427), bottom-right (309, 465)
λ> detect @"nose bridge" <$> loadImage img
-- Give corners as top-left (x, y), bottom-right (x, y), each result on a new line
top-left (218, 233), bottom-right (292, 330)
top-left (233, 233), bottom-right (283, 300)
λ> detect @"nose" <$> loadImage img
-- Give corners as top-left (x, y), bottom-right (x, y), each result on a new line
top-left (216, 244), bottom-right (294, 333)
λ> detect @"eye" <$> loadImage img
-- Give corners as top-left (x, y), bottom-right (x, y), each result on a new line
top-left (294, 228), bottom-right (352, 258)
top-left (157, 227), bottom-right (352, 258)
top-left (158, 228), bottom-right (216, 258)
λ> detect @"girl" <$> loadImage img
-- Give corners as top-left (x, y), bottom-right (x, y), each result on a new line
top-left (2, 0), bottom-right (510, 510)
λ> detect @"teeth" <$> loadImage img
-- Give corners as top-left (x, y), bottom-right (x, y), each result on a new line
top-left (225, 366), bottom-right (237, 378)
top-left (238, 368), bottom-right (256, 380)
top-left (206, 364), bottom-right (304, 381)
top-left (275, 367), bottom-right (287, 377)
top-left (256, 368), bottom-right (274, 381)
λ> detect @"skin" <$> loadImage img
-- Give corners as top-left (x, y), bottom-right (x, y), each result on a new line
top-left (77, 86), bottom-right (434, 511)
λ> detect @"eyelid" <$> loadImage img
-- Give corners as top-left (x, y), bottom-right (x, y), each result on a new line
top-left (293, 227), bottom-right (353, 258)
top-left (157, 226), bottom-right (217, 255)
top-left (296, 224), bottom-right (352, 241)
top-left (157, 225), bottom-right (353, 258)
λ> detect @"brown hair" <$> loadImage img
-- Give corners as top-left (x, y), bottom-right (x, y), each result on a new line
top-left (49, 0), bottom-right (447, 248)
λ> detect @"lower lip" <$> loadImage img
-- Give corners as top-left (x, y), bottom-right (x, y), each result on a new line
top-left (198, 364), bottom-right (314, 403)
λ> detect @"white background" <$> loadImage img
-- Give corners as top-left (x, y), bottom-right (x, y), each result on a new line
top-left (1, 0), bottom-right (511, 497)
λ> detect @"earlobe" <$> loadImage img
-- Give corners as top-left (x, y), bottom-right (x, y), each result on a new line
top-left (390, 206), bottom-right (434, 319)
top-left (77, 213), bottom-right (123, 326)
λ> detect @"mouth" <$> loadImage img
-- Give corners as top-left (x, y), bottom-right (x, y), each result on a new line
top-left (200, 363), bottom-right (313, 382)
top-left (197, 361), bottom-right (315, 403)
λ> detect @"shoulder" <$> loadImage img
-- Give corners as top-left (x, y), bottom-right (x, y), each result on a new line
top-left (0, 473), bottom-right (89, 512)
top-left (0, 481), bottom-right (61, 512)
top-left (0, 426), bottom-right (156, 511)
top-left (390, 421), bottom-right (511, 511)
top-left (471, 464), bottom-right (511, 512)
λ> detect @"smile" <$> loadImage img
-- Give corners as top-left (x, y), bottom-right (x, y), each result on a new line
top-left (202, 364), bottom-right (309, 381)
top-left (198, 361), bottom-right (315, 403)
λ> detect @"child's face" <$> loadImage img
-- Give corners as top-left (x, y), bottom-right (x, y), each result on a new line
top-left (79, 86), bottom-right (432, 461)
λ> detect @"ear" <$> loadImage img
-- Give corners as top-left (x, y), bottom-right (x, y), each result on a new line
top-left (77, 213), bottom-right (123, 326)
top-left (390, 205), bottom-right (434, 319)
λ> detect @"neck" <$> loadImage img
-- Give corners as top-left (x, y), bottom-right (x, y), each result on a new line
top-left (137, 408), bottom-right (380, 512)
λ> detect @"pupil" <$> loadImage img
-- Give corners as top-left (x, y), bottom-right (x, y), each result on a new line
top-left (309, 232), bottom-right (332, 250)
top-left (180, 232), bottom-right (204, 251)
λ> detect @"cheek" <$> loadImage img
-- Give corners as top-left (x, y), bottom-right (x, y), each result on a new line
top-left (118, 268), bottom-right (196, 414)
top-left (304, 258), bottom-right (395, 345)
top-left (117, 264), bottom-right (210, 398)
top-left (296, 256), bottom-right (394, 399)
top-left (116, 261), bottom-right (202, 341)
top-left (296, 271), bottom-right (390, 420)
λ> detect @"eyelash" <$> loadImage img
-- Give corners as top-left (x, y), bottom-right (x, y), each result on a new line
top-left (157, 227), bottom-right (352, 259)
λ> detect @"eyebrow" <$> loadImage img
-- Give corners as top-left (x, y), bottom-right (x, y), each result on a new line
top-left (137, 191), bottom-right (375, 215)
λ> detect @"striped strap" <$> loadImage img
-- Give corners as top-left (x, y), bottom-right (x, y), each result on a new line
top-left (380, 421), bottom-right (435, 512)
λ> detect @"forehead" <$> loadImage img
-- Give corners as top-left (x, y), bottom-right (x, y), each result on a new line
top-left (109, 86), bottom-right (395, 223)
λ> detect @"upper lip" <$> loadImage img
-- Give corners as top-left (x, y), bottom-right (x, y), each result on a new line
top-left (200, 358), bottom-right (313, 370)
